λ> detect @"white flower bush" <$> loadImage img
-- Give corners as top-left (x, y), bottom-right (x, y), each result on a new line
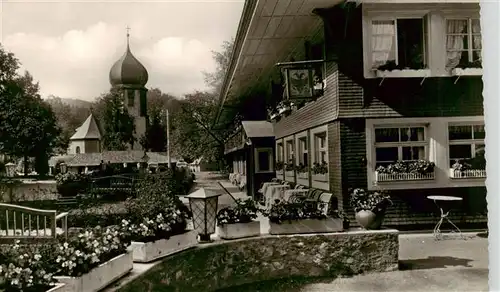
top-left (0, 241), bottom-right (55, 292)
top-left (0, 226), bottom-right (131, 291)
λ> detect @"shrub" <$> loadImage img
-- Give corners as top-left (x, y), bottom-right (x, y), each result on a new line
top-left (122, 171), bottom-right (192, 242)
top-left (55, 172), bottom-right (90, 197)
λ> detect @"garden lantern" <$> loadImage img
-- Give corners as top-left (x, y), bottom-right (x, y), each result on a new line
top-left (60, 163), bottom-right (68, 174)
top-left (5, 162), bottom-right (15, 177)
top-left (186, 188), bottom-right (221, 242)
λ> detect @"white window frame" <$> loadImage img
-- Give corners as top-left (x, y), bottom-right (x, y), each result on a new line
top-left (447, 122), bottom-right (485, 167)
top-left (373, 125), bottom-right (429, 168)
top-left (296, 134), bottom-right (309, 166)
top-left (367, 12), bottom-right (430, 70)
top-left (310, 125), bottom-right (328, 165)
top-left (444, 17), bottom-right (482, 67)
top-left (255, 147), bottom-right (274, 173)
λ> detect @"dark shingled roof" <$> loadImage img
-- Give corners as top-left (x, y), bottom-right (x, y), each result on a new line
top-left (64, 151), bottom-right (177, 167)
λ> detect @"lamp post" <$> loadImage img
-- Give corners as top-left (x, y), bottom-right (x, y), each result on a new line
top-left (186, 188), bottom-right (221, 242)
top-left (5, 163), bottom-right (16, 177)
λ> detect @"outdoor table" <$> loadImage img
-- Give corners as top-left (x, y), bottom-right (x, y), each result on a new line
top-left (259, 182), bottom-right (280, 194)
top-left (264, 185), bottom-right (290, 209)
top-left (283, 189), bottom-right (308, 203)
top-left (427, 195), bottom-right (464, 240)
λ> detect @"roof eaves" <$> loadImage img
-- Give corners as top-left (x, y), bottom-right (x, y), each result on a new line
top-left (213, 0), bottom-right (258, 128)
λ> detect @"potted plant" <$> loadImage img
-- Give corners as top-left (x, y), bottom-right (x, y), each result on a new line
top-left (216, 198), bottom-right (260, 239)
top-left (275, 161), bottom-right (284, 175)
top-left (124, 173), bottom-right (197, 263)
top-left (263, 200), bottom-right (342, 235)
top-left (277, 101), bottom-right (292, 115)
top-left (349, 188), bottom-right (392, 230)
top-left (53, 226), bottom-right (133, 292)
top-left (285, 161), bottom-right (295, 178)
top-left (312, 161), bottom-right (328, 182)
top-left (451, 60), bottom-right (483, 76)
top-left (375, 160), bottom-right (436, 182)
top-left (333, 210), bottom-right (350, 230)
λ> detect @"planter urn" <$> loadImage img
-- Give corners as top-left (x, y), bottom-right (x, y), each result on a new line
top-left (355, 210), bottom-right (385, 230)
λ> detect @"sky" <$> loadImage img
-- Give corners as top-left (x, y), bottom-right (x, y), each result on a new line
top-left (0, 0), bottom-right (244, 101)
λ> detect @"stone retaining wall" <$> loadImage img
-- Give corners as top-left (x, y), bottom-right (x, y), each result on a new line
top-left (118, 229), bottom-right (399, 292)
top-left (1, 181), bottom-right (58, 202)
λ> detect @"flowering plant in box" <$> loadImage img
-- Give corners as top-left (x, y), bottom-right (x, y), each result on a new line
top-left (0, 241), bottom-right (56, 292)
top-left (275, 161), bottom-right (284, 171)
top-left (295, 163), bottom-right (307, 173)
top-left (376, 160), bottom-right (435, 175)
top-left (54, 225), bottom-right (130, 277)
top-left (262, 200), bottom-right (327, 224)
top-left (216, 198), bottom-right (259, 226)
top-left (312, 162), bottom-right (328, 175)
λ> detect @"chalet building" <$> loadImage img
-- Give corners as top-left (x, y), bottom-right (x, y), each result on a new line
top-left (67, 114), bottom-right (102, 154)
top-left (215, 0), bottom-right (486, 229)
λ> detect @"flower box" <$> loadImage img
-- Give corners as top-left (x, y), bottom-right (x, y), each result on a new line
top-left (269, 218), bottom-right (342, 235)
top-left (217, 221), bottom-right (261, 239)
top-left (312, 173), bottom-right (328, 182)
top-left (297, 172), bottom-right (308, 179)
top-left (452, 68), bottom-right (483, 76)
top-left (130, 230), bottom-right (198, 263)
top-left (54, 250), bottom-right (133, 292)
top-left (375, 69), bottom-right (431, 78)
top-left (285, 171), bottom-right (294, 178)
top-left (449, 169), bottom-right (486, 179)
top-left (375, 171), bottom-right (435, 182)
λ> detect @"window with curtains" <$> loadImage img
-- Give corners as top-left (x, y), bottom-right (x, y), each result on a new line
top-left (371, 17), bottom-right (428, 69)
top-left (445, 18), bottom-right (482, 69)
top-left (276, 143), bottom-right (283, 162)
top-left (374, 126), bottom-right (427, 168)
top-left (448, 124), bottom-right (485, 167)
top-left (286, 140), bottom-right (294, 164)
top-left (314, 133), bottom-right (327, 164)
top-left (298, 137), bottom-right (308, 166)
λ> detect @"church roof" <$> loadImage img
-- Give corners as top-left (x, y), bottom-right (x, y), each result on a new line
top-left (70, 114), bottom-right (101, 140)
top-left (109, 33), bottom-right (149, 87)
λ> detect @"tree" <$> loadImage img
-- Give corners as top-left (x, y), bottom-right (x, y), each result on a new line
top-left (203, 39), bottom-right (234, 95)
top-left (46, 95), bottom-right (91, 154)
top-left (140, 111), bottom-right (167, 152)
top-left (172, 39), bottom-right (237, 168)
top-left (96, 88), bottom-right (136, 151)
top-left (0, 68), bottom-right (62, 176)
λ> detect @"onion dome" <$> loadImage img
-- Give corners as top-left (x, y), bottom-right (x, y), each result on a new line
top-left (109, 30), bottom-right (148, 87)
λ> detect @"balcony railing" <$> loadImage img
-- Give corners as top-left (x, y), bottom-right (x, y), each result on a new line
top-left (375, 171), bottom-right (435, 182)
top-left (449, 169), bottom-right (486, 179)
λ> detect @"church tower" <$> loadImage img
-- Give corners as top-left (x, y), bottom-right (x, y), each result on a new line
top-left (108, 28), bottom-right (148, 150)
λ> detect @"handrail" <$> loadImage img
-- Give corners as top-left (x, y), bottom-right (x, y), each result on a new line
top-left (0, 203), bottom-right (56, 216)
